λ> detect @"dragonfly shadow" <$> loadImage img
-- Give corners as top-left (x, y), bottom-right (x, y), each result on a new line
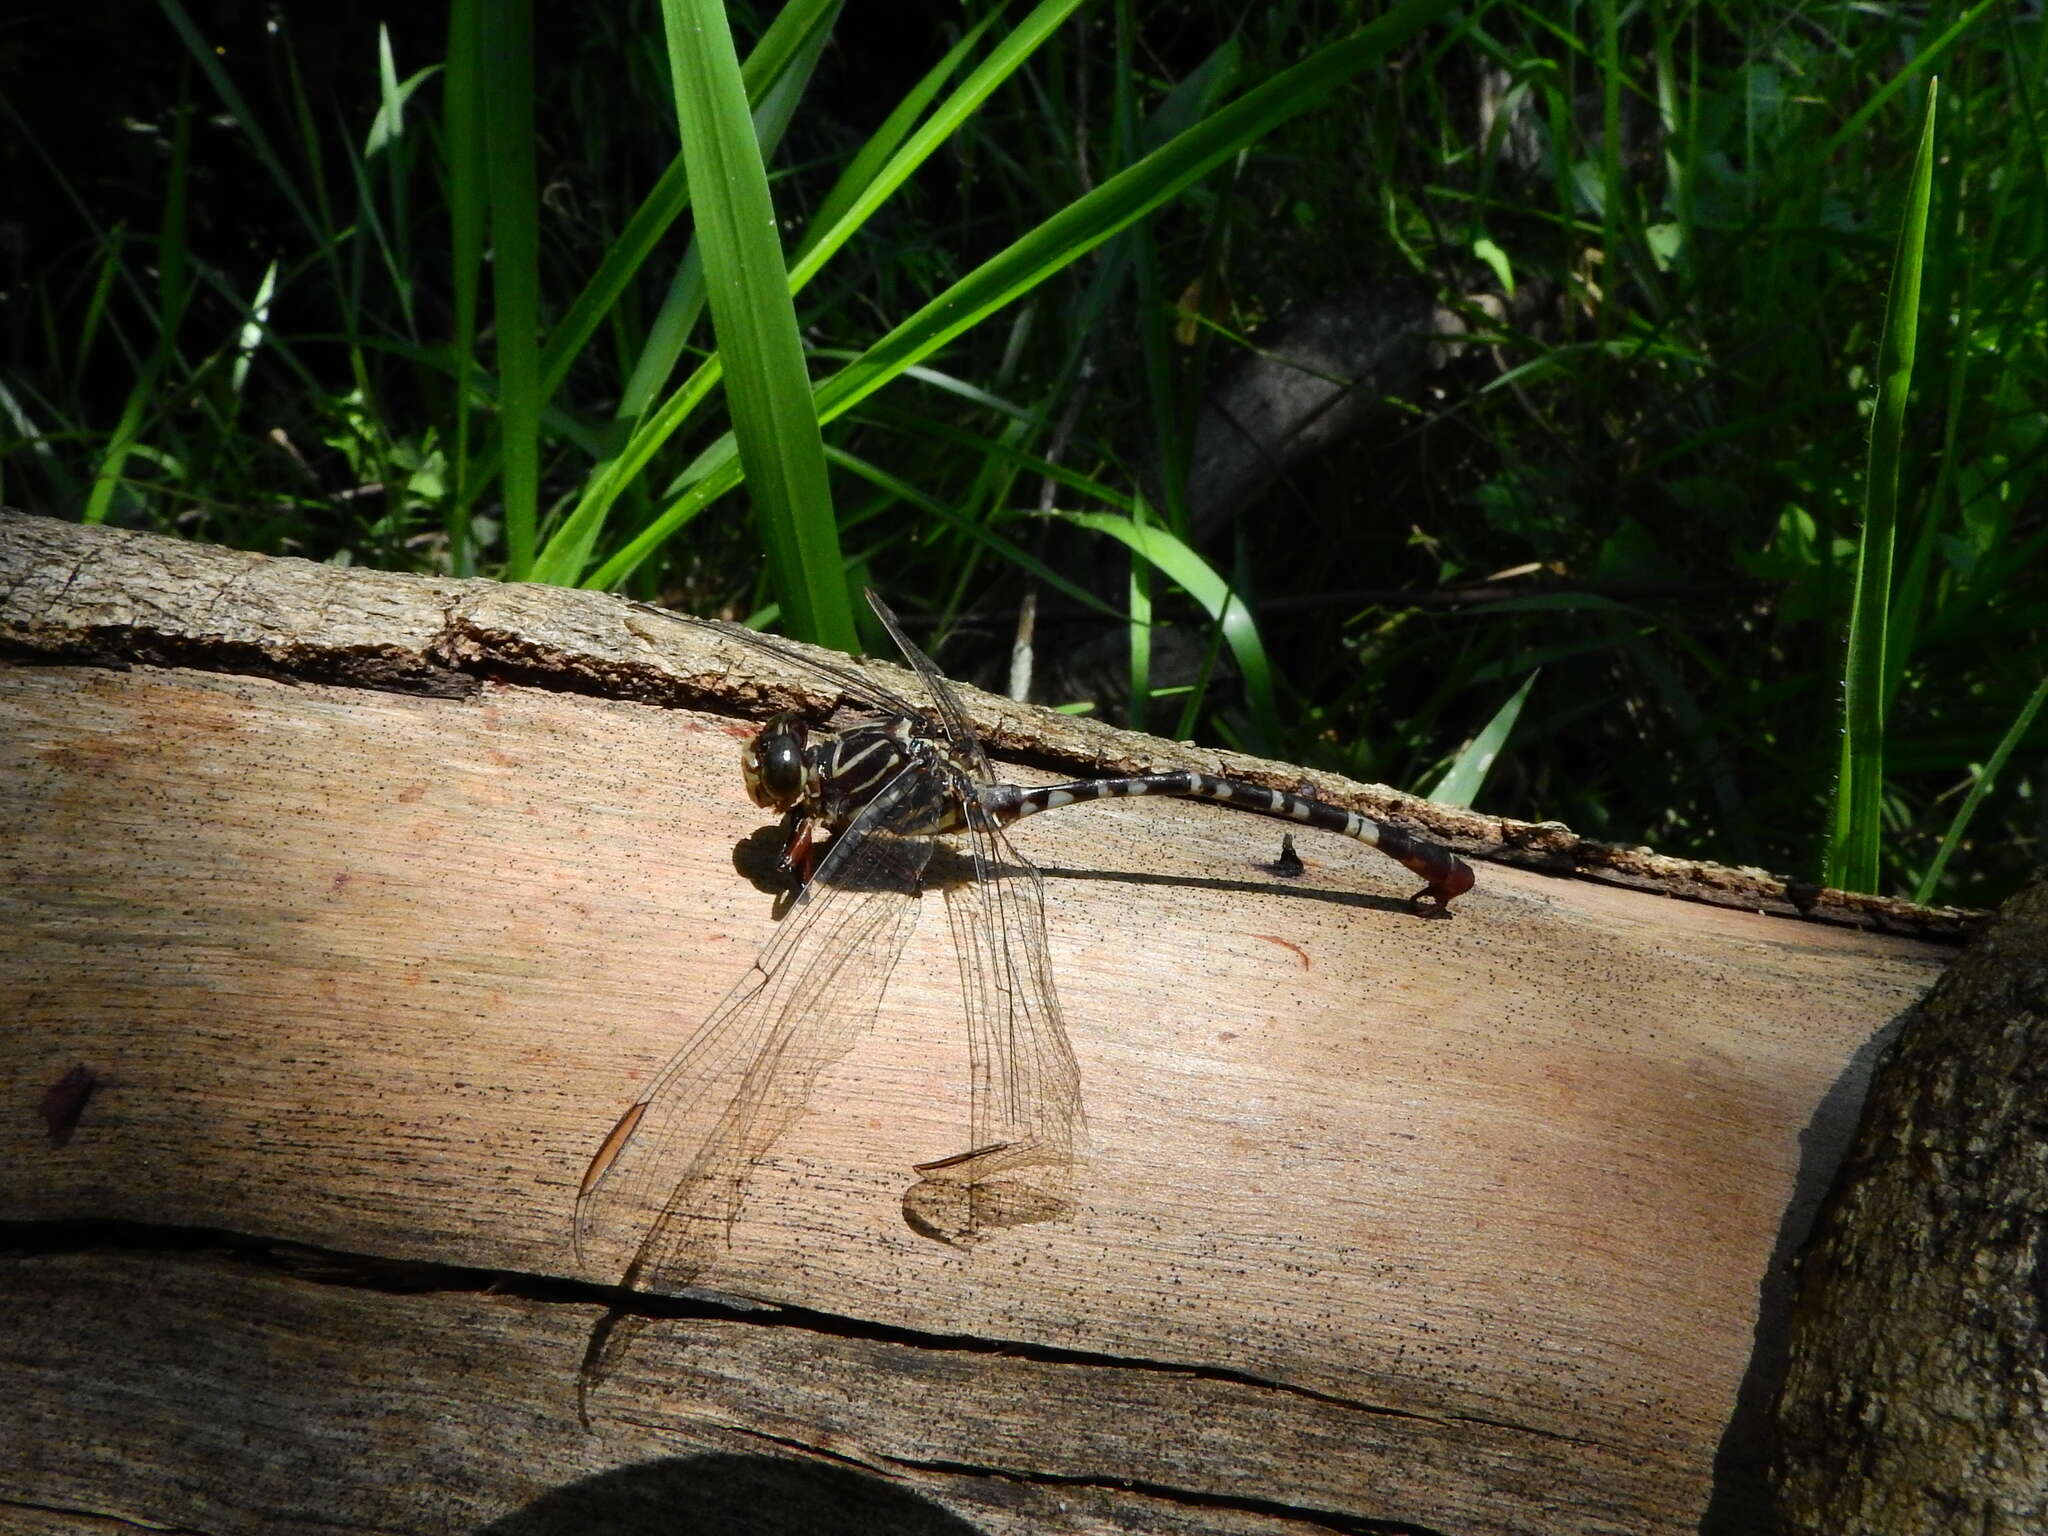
top-left (1034, 862), bottom-right (1452, 919)
top-left (903, 1139), bottom-right (1080, 1247)
top-left (731, 822), bottom-right (795, 894)
top-left (727, 825), bottom-right (814, 923)
top-left (903, 1177), bottom-right (1076, 1246)
top-left (731, 829), bottom-right (1450, 924)
top-left (730, 826), bottom-right (994, 906)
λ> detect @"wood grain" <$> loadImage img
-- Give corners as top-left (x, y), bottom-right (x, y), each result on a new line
top-left (0, 511), bottom-right (1952, 1534)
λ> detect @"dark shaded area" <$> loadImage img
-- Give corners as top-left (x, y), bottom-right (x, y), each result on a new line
top-left (484, 1452), bottom-right (1458, 1536)
top-left (480, 1455), bottom-right (989, 1536)
top-left (2, 0), bottom-right (994, 423)
top-left (37, 1062), bottom-right (98, 1147)
top-left (1700, 1002), bottom-right (1911, 1535)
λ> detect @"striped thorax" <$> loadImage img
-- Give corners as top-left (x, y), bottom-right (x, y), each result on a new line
top-left (743, 710), bottom-right (976, 838)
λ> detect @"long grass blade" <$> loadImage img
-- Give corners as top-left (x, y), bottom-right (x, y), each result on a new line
top-left (0, 378), bottom-right (64, 504)
top-left (467, 4), bottom-right (844, 585)
top-left (230, 260), bottom-right (279, 400)
top-left (1052, 510), bottom-right (1278, 752)
top-left (586, 0), bottom-right (1461, 590)
top-left (791, 9), bottom-right (1006, 265)
top-left (532, 0), bottom-right (1084, 587)
top-left (823, 445), bottom-right (1107, 615)
top-left (801, 0), bottom-right (1461, 447)
top-left (1813, 3), bottom-right (1995, 166)
top-left (85, 101), bottom-right (193, 526)
top-left (444, 0), bottom-right (487, 575)
top-left (1827, 79), bottom-right (1938, 892)
top-left (1912, 677), bottom-right (2048, 905)
top-left (1429, 671), bottom-right (1540, 808)
top-left (784, 0), bottom-right (1088, 294)
top-left (559, 0), bottom-right (841, 414)
top-left (658, 0), bottom-right (852, 648)
top-left (482, 0), bottom-right (541, 578)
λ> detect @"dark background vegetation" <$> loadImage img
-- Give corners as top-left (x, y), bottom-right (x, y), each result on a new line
top-left (4, 0), bottom-right (2043, 906)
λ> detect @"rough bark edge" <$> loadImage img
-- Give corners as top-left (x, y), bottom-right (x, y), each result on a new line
top-left (0, 508), bottom-right (1977, 943)
top-left (1767, 871), bottom-right (2048, 1534)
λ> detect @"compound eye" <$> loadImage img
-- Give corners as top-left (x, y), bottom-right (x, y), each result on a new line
top-left (743, 713), bottom-right (808, 809)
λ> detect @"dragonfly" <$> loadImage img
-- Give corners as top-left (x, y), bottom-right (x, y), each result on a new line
top-left (573, 589), bottom-right (1474, 1412)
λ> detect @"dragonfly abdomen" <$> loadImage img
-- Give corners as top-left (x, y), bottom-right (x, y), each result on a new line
top-left (984, 771), bottom-right (1474, 908)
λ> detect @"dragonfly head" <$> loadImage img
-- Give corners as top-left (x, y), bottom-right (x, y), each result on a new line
top-left (743, 711), bottom-right (809, 810)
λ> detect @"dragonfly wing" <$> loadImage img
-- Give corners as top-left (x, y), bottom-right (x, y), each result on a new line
top-left (574, 768), bottom-right (942, 1295)
top-left (619, 596), bottom-right (927, 722)
top-left (862, 589), bottom-right (994, 781)
top-left (908, 802), bottom-right (1084, 1244)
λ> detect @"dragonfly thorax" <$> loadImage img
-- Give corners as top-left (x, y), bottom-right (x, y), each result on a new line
top-left (744, 710), bottom-right (955, 834)
top-left (813, 716), bottom-right (951, 830)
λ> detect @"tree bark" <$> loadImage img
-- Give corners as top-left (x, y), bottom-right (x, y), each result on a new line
top-left (1771, 872), bottom-right (2048, 1533)
top-left (0, 509), bottom-right (1954, 1534)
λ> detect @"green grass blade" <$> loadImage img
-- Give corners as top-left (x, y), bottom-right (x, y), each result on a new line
top-left (279, 40), bottom-right (338, 282)
top-left (822, 445), bottom-right (1108, 616)
top-left (73, 223), bottom-right (125, 389)
top-left (1813, 3), bottom-right (1995, 166)
top-left (522, 8), bottom-right (852, 588)
top-left (443, 0), bottom-right (487, 574)
top-left (1429, 670), bottom-right (1539, 808)
top-left (620, 3), bottom-right (831, 417)
top-left (230, 259), bottom-right (279, 400)
top-left (542, 0), bottom-right (1091, 588)
top-left (528, 5), bottom-right (851, 593)
top-left (791, 8), bottom-right (1006, 265)
top-left (659, 0), bottom-right (852, 648)
top-left (803, 0), bottom-right (1460, 422)
top-left (537, 364), bottom-right (732, 586)
top-left (482, 0), bottom-right (540, 578)
top-left (586, 0), bottom-right (1461, 590)
top-left (732, 0), bottom-right (843, 98)
top-left (1912, 677), bottom-right (2048, 905)
top-left (786, 0), bottom-right (1087, 292)
top-left (551, 0), bottom-right (840, 414)
top-left (0, 379), bottom-right (61, 504)
top-left (85, 102), bottom-right (193, 526)
top-left (1124, 540), bottom-right (1154, 736)
top-left (531, 0), bottom-right (1079, 588)
top-left (367, 32), bottom-right (434, 338)
top-left (614, 238), bottom-right (707, 426)
top-left (1827, 79), bottom-right (1938, 892)
top-left (1052, 510), bottom-right (1278, 752)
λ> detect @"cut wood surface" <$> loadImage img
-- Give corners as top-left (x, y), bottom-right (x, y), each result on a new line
top-left (0, 510), bottom-right (1955, 1535)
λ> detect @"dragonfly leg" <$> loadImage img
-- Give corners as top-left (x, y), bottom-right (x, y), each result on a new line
top-left (774, 807), bottom-right (821, 887)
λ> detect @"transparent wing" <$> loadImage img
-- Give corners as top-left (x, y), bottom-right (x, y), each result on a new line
top-left (862, 589), bottom-right (994, 781)
top-left (621, 590), bottom-right (992, 778)
top-left (908, 798), bottom-right (1084, 1241)
top-left (619, 595), bottom-right (927, 722)
top-left (574, 767), bottom-right (942, 1404)
top-left (859, 591), bottom-right (1080, 1231)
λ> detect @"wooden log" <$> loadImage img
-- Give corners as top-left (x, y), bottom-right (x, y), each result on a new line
top-left (0, 509), bottom-right (1954, 1534)
top-left (1770, 873), bottom-right (2048, 1532)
